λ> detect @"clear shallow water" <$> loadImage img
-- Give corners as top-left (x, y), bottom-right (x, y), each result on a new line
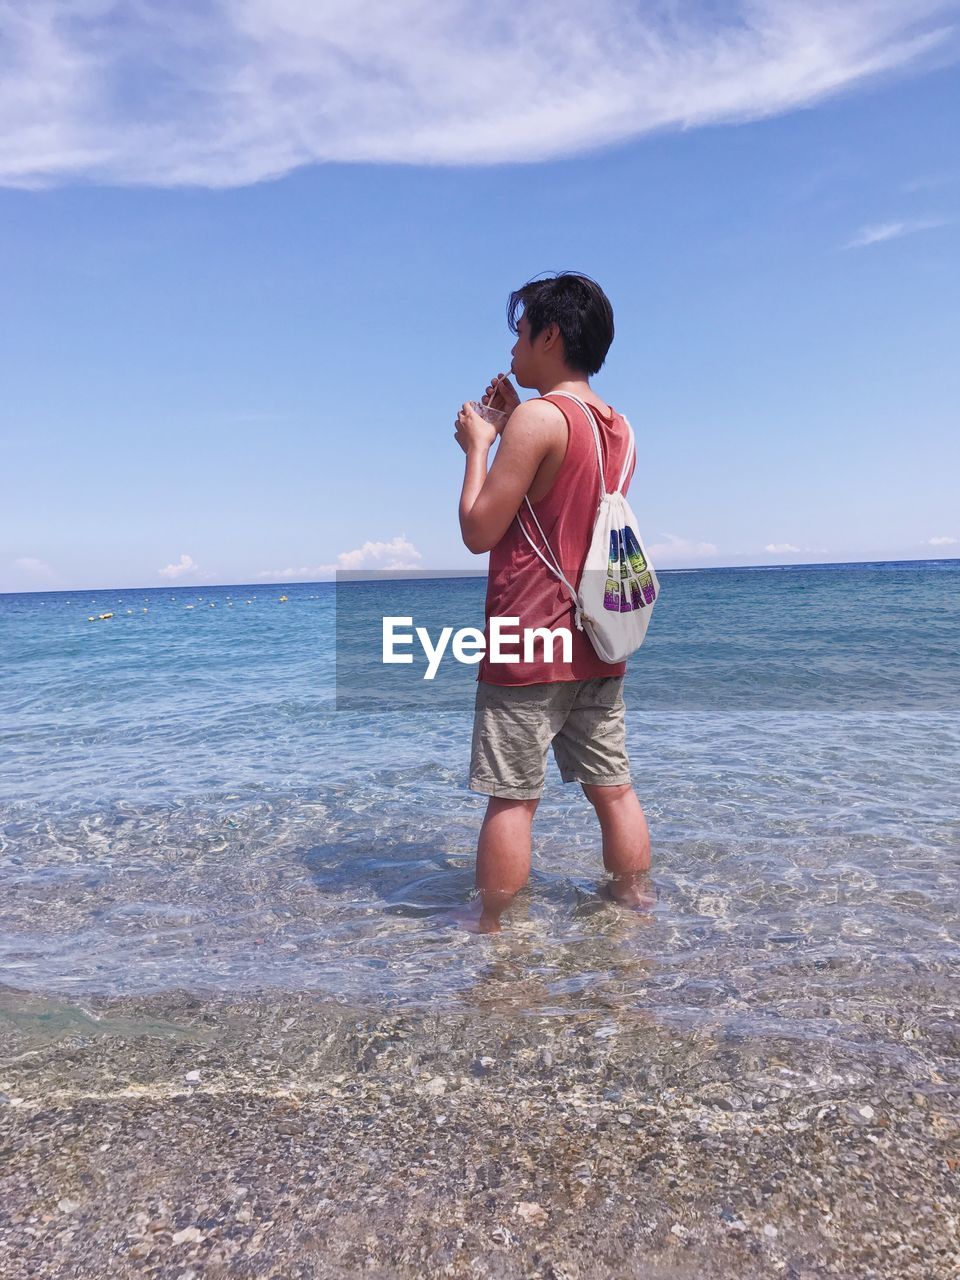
top-left (1, 564), bottom-right (958, 1075)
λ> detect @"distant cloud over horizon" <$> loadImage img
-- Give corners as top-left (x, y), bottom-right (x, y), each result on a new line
top-left (159, 553), bottom-right (203, 580)
top-left (10, 556), bottom-right (57, 586)
top-left (2, 1), bottom-right (958, 188)
top-left (648, 533), bottom-right (719, 561)
top-left (258, 535), bottom-right (423, 581)
top-left (927, 534), bottom-right (958, 545)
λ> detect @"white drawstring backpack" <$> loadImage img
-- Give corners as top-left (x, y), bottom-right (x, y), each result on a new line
top-left (515, 392), bottom-right (660, 663)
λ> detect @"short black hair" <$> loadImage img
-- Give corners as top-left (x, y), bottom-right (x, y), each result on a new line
top-left (507, 272), bottom-right (614, 376)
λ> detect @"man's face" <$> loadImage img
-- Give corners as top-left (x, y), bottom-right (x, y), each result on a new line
top-left (510, 313), bottom-right (537, 387)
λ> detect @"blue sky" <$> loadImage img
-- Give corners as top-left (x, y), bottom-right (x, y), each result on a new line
top-left (1, 2), bottom-right (958, 592)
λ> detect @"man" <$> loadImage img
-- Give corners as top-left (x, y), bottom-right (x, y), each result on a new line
top-left (454, 272), bottom-right (654, 933)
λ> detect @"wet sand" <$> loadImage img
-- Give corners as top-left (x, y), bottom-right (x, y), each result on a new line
top-left (2, 987), bottom-right (957, 1278)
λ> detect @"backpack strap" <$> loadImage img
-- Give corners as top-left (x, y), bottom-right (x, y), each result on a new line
top-left (547, 392), bottom-right (607, 497)
top-left (616, 418), bottom-right (636, 494)
top-left (516, 497), bottom-right (585, 631)
top-left (550, 392), bottom-right (635, 497)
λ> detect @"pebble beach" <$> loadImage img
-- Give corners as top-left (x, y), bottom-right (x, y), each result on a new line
top-left (3, 988), bottom-right (958, 1279)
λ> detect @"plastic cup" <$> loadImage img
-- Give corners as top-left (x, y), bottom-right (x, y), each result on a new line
top-left (470, 400), bottom-right (508, 426)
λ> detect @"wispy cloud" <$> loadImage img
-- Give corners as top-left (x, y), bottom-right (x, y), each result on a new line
top-left (927, 535), bottom-right (958, 546)
top-left (1, 2), bottom-right (958, 188)
top-left (258, 535), bottom-right (423, 580)
top-left (11, 556), bottom-right (57, 584)
top-left (159, 552), bottom-right (202, 580)
top-left (764, 543), bottom-right (832, 555)
top-left (648, 534), bottom-right (719, 561)
top-left (844, 216), bottom-right (950, 248)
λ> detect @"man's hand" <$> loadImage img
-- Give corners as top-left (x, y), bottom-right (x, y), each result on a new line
top-left (458, 398), bottom-right (565, 553)
top-left (454, 402), bottom-right (498, 454)
top-left (482, 372), bottom-right (521, 418)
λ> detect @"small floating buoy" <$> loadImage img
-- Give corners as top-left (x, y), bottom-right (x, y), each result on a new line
top-left (88, 616), bottom-right (95, 622)
top-left (279, 595), bottom-right (288, 602)
top-left (209, 602), bottom-right (216, 607)
top-left (143, 608), bottom-right (148, 612)
top-left (185, 604), bottom-right (194, 609)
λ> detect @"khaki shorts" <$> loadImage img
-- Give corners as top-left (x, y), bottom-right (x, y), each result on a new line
top-left (469, 676), bottom-right (631, 800)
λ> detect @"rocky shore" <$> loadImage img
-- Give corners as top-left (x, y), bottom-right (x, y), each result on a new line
top-left (1, 988), bottom-right (957, 1278)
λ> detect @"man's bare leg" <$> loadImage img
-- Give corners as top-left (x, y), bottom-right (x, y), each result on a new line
top-left (474, 796), bottom-right (539, 932)
top-left (582, 782), bottom-right (655, 907)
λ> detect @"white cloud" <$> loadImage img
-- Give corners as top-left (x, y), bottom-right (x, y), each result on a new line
top-left (927, 535), bottom-right (958, 545)
top-left (1, 2), bottom-right (957, 187)
top-left (258, 535), bottom-right (423, 580)
top-left (648, 533), bottom-right (719, 561)
top-left (159, 552), bottom-right (201, 579)
top-left (11, 555), bottom-right (57, 583)
top-left (764, 542), bottom-right (801, 553)
top-left (336, 537), bottom-right (423, 570)
top-left (844, 216), bottom-right (950, 247)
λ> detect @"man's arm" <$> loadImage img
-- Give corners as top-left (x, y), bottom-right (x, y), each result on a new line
top-left (459, 399), bottom-right (565, 554)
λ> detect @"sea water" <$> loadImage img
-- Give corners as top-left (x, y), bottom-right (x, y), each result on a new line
top-left (1, 562), bottom-right (958, 1078)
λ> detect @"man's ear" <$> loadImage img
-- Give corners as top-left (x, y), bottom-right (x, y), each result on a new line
top-left (542, 322), bottom-right (561, 350)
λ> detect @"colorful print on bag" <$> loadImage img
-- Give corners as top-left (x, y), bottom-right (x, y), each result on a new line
top-left (623, 526), bottom-right (647, 575)
top-left (603, 530), bottom-right (623, 610)
top-left (604, 526), bottom-right (651, 613)
top-left (607, 530), bottom-right (622, 576)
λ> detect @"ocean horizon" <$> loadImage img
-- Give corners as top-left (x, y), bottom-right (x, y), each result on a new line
top-left (4, 554), bottom-right (958, 597)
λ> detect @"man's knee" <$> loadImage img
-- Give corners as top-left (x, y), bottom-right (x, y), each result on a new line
top-left (582, 781), bottom-right (633, 808)
top-left (486, 796), bottom-right (540, 817)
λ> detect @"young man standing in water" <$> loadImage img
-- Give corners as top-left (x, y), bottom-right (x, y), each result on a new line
top-left (454, 273), bottom-right (654, 932)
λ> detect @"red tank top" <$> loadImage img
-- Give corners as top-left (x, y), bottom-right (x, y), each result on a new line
top-left (478, 393), bottom-right (637, 685)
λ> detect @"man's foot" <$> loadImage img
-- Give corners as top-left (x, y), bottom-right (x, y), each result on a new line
top-left (599, 873), bottom-right (658, 911)
top-left (447, 894), bottom-right (512, 934)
